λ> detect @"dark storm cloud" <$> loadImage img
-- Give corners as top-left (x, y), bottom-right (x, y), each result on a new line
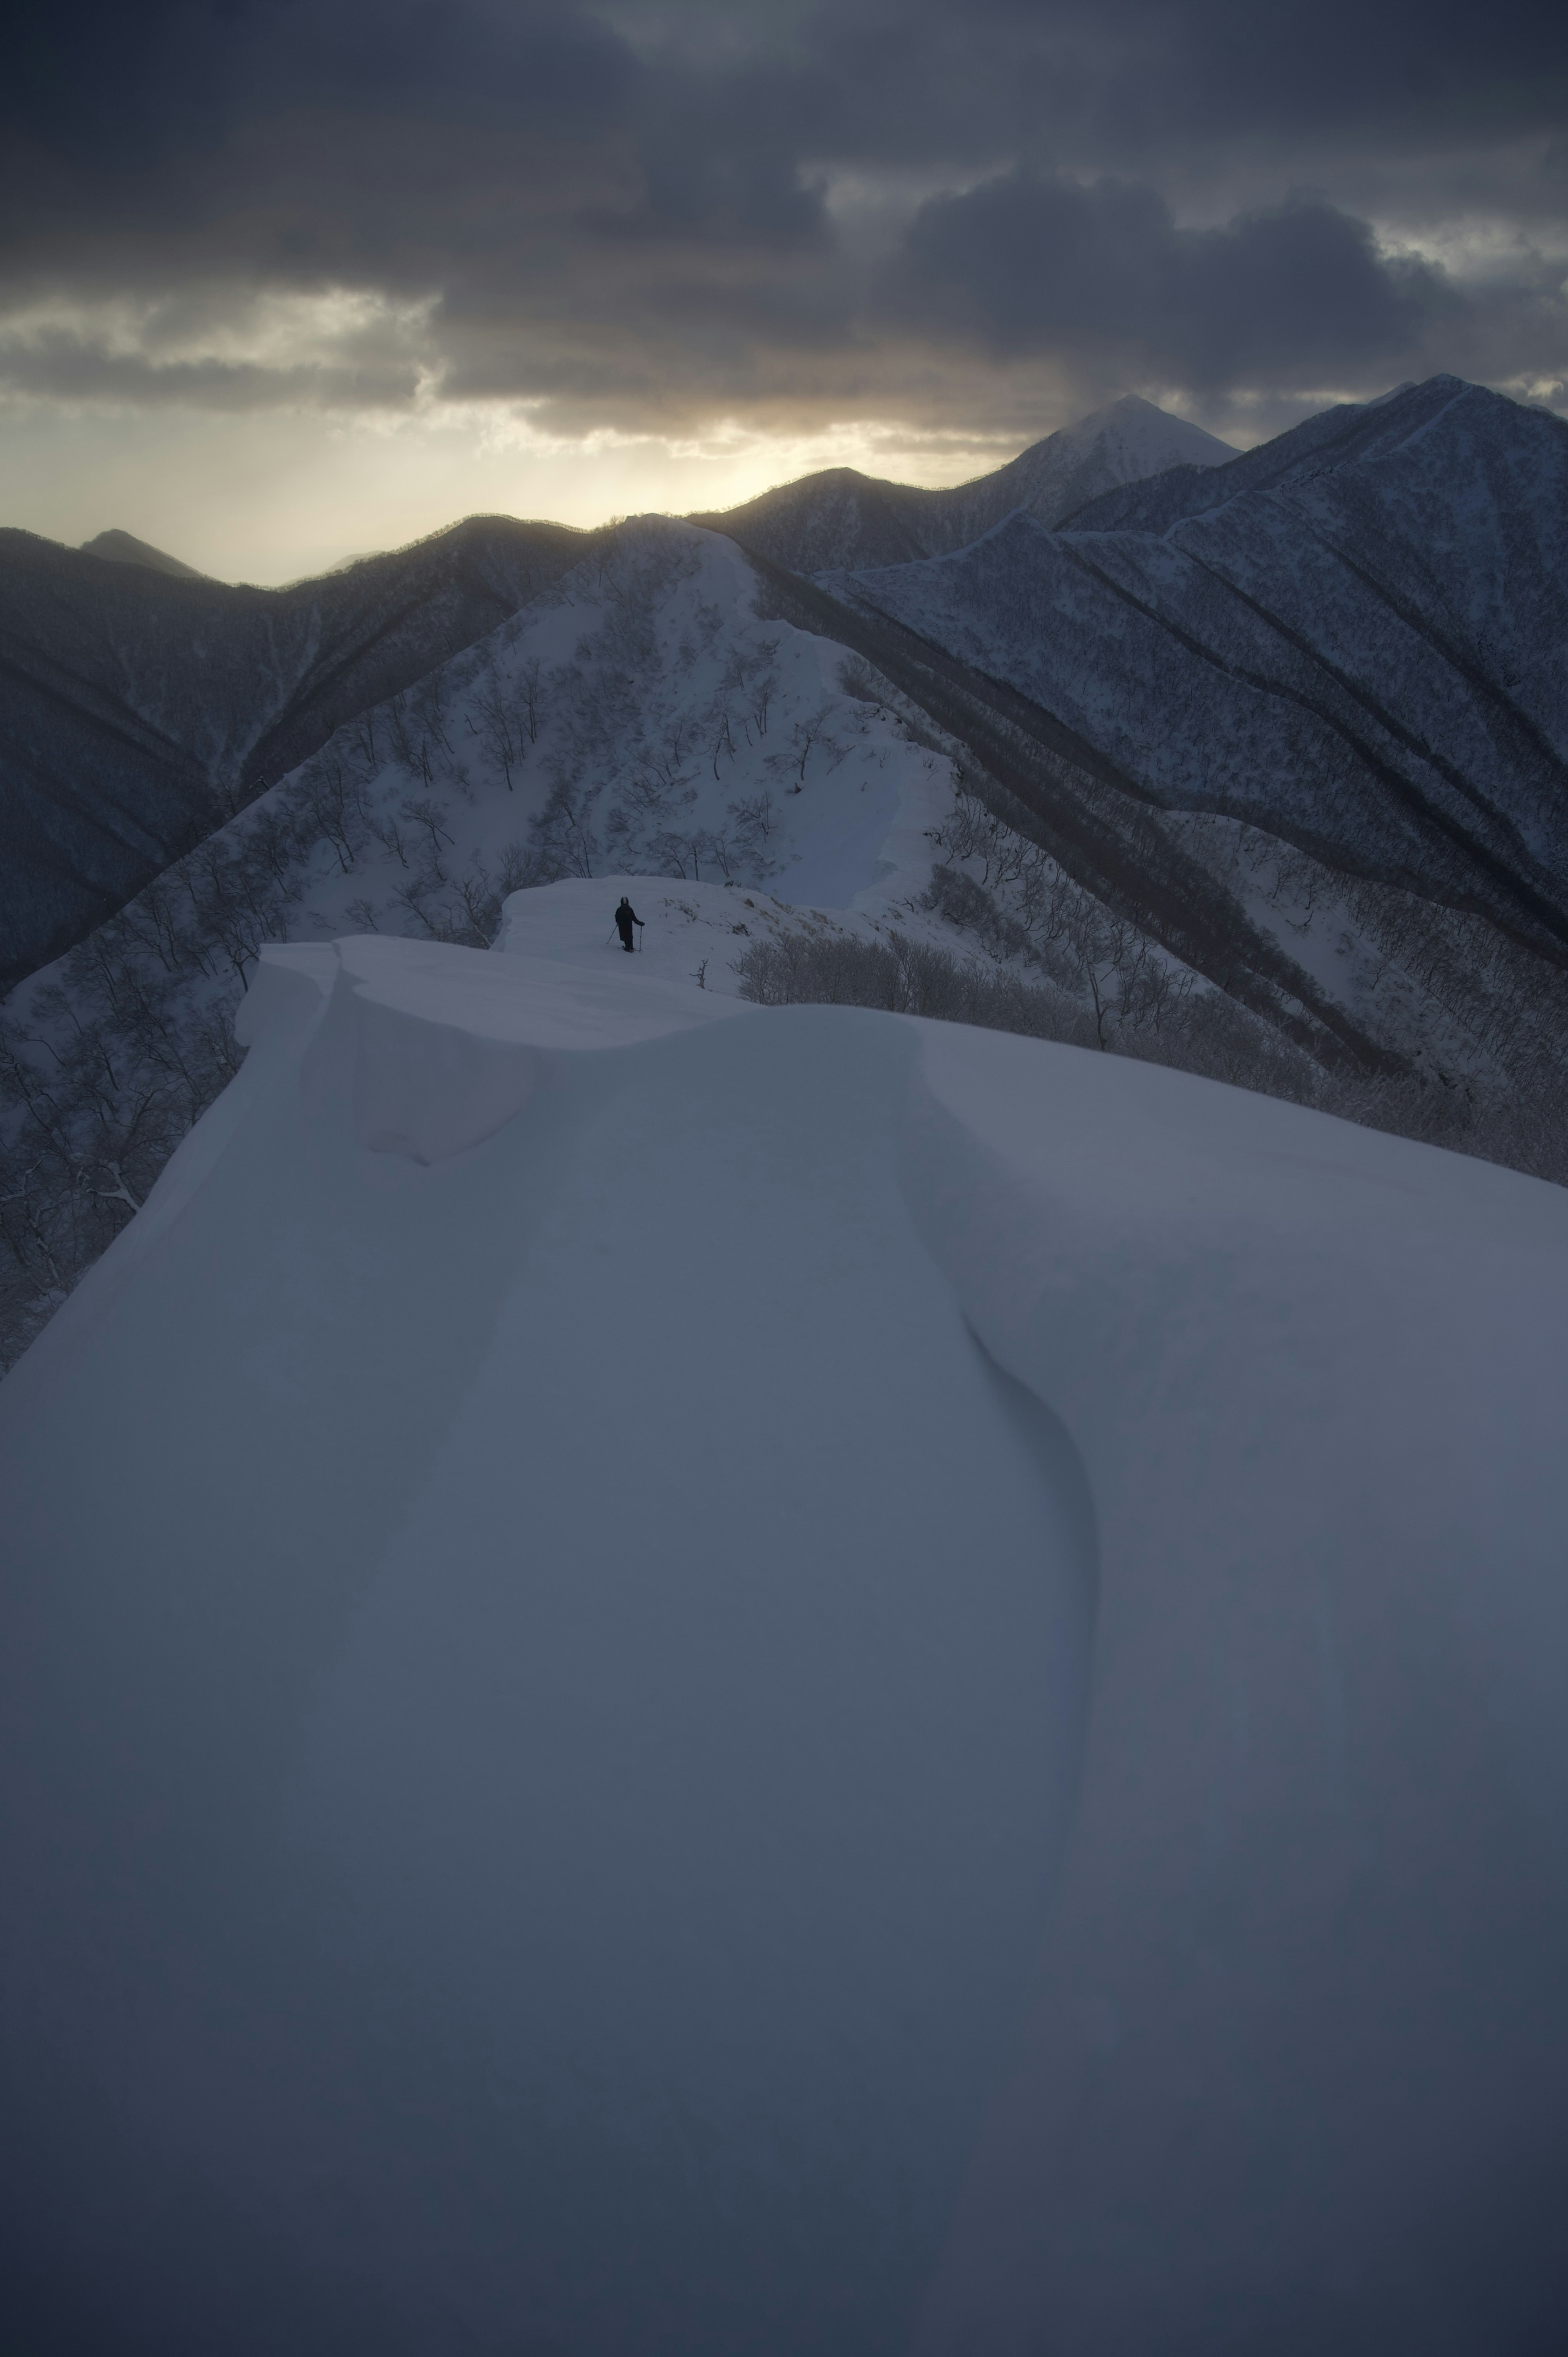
top-left (0, 310), bottom-right (427, 410)
top-left (891, 174), bottom-right (1457, 384)
top-left (10, 0), bottom-right (639, 166)
top-left (713, 0), bottom-right (1568, 172)
top-left (2, 0), bottom-right (1566, 430)
top-left (0, 341), bottom-right (421, 410)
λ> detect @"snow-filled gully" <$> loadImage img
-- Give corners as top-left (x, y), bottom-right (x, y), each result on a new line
top-left (2, 930), bottom-right (1567, 2356)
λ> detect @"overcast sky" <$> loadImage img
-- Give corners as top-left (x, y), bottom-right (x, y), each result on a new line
top-left (4, 0), bottom-right (1565, 580)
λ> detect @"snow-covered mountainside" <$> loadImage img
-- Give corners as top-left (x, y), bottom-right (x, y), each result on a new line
top-left (823, 377), bottom-right (1568, 955)
top-left (0, 513), bottom-right (590, 989)
top-left (688, 393), bottom-right (1233, 573)
top-left (6, 453), bottom-right (1568, 1375)
top-left (2, 927), bottom-right (1566, 2355)
top-left (4, 391), bottom-right (1223, 999)
top-left (798, 377), bottom-right (1568, 1114)
top-left (0, 523), bottom-right (971, 1363)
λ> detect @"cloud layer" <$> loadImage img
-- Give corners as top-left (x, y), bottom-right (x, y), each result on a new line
top-left (4, 0), bottom-right (1567, 448)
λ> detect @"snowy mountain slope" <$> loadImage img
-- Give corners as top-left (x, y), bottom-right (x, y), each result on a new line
top-left (187, 522), bottom-right (955, 934)
top-left (940, 392), bottom-right (1236, 539)
top-left (824, 378), bottom-right (1568, 956)
top-left (688, 394), bottom-right (1233, 574)
top-left (8, 495), bottom-right (1567, 1379)
top-left (7, 399), bottom-right (1220, 999)
top-left (0, 522), bottom-right (976, 1363)
top-left (754, 551), bottom-right (1554, 1094)
top-left (0, 512), bottom-right (590, 990)
top-left (77, 526), bottom-right (207, 578)
top-left (2, 934), bottom-right (1566, 2354)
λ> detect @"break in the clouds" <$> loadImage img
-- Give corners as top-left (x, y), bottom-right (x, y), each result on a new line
top-left (3, 0), bottom-right (1567, 489)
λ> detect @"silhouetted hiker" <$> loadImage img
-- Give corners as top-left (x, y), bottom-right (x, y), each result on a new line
top-left (615, 897), bottom-right (644, 952)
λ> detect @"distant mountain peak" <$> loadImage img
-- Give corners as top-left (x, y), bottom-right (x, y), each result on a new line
top-left (79, 529), bottom-right (207, 580)
top-left (1050, 390), bottom-right (1185, 437)
top-left (689, 396), bottom-right (1235, 575)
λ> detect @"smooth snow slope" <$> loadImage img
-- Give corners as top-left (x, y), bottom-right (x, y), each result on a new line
top-left (0, 937), bottom-right (1091, 2357)
top-left (2, 931), bottom-right (1568, 2355)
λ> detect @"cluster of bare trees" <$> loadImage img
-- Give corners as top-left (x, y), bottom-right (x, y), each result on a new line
top-left (514, 531), bottom-right (847, 887)
top-left (1159, 807), bottom-right (1568, 1099)
top-left (471, 658), bottom-right (544, 791)
top-left (735, 927), bottom-right (1093, 1040)
top-left (733, 910), bottom-right (1316, 1102)
top-left (0, 894), bottom-right (249, 1367)
top-left (927, 791), bottom-right (1199, 1049)
top-left (733, 901), bottom-right (1568, 1180)
top-left (920, 788), bottom-right (1568, 1181)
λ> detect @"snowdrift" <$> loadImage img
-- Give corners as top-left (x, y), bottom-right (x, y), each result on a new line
top-left (2, 920), bottom-right (1567, 2356)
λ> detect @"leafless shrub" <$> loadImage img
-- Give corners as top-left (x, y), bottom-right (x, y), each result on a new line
top-left (735, 930), bottom-right (1093, 1044)
top-left (474, 672), bottom-right (522, 789)
top-left (836, 655), bottom-right (889, 705)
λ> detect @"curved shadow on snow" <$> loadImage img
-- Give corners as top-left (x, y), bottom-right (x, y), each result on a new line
top-left (0, 994), bottom-right (1104, 2357)
top-left (963, 1318), bottom-right (1100, 1893)
top-left (897, 1017), bottom-right (1568, 2357)
top-left (14, 972), bottom-right (1568, 2357)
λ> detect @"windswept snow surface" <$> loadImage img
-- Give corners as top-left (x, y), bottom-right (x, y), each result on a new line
top-left (2, 932), bottom-right (1568, 2354)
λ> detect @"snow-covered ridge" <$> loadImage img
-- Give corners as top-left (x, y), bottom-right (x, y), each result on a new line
top-left (0, 393), bottom-right (1227, 996)
top-left (0, 522), bottom-right (973, 1363)
top-left (245, 929), bottom-right (751, 1164)
top-left (688, 392), bottom-right (1234, 575)
top-left (2, 922), bottom-right (1567, 2351)
top-left (818, 377), bottom-right (1568, 1087)
top-left (9, 458), bottom-right (1568, 1379)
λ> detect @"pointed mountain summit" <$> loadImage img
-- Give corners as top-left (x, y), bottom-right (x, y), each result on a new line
top-left (819, 376), bottom-right (1568, 962)
top-left (688, 395), bottom-right (1235, 574)
top-left (78, 528), bottom-right (208, 580)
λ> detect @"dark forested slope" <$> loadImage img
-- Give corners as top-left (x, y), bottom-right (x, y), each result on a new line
top-left (819, 377), bottom-right (1568, 960)
top-left (0, 515), bottom-right (589, 989)
top-left (78, 530), bottom-right (207, 579)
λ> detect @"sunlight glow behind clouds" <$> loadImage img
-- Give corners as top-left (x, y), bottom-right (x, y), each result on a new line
top-left (2, 0), bottom-right (1563, 576)
top-left (0, 394), bottom-right (1055, 584)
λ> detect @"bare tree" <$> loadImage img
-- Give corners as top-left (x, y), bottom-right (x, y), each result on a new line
top-left (474, 673), bottom-right (521, 789)
top-left (518, 658), bottom-right (544, 744)
top-left (401, 798), bottom-right (456, 866)
top-left (789, 705), bottom-right (831, 787)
